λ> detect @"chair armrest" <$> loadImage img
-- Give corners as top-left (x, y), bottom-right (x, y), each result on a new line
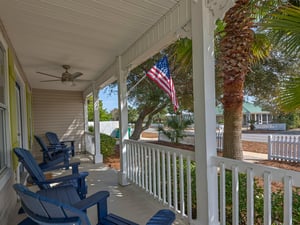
top-left (48, 145), bottom-right (70, 152)
top-left (146, 209), bottom-right (175, 225)
top-left (72, 191), bottom-right (110, 211)
top-left (39, 160), bottom-right (80, 173)
top-left (61, 141), bottom-right (75, 156)
top-left (61, 140), bottom-right (75, 145)
top-left (73, 191), bottom-right (110, 222)
top-left (37, 172), bottom-right (88, 185)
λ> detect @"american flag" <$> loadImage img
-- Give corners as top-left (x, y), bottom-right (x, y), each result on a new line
top-left (146, 56), bottom-right (179, 112)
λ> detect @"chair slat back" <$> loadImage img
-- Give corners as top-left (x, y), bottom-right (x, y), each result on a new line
top-left (35, 135), bottom-right (53, 160)
top-left (13, 184), bottom-right (91, 225)
top-left (14, 148), bottom-right (50, 189)
top-left (46, 132), bottom-right (61, 145)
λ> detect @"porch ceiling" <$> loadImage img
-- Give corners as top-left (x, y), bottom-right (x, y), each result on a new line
top-left (0, 0), bottom-right (179, 91)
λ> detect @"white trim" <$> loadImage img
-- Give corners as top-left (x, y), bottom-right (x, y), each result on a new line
top-left (0, 36), bottom-right (12, 173)
top-left (93, 84), bottom-right (103, 163)
top-left (0, 169), bottom-right (12, 190)
top-left (14, 66), bottom-right (29, 149)
top-left (191, 0), bottom-right (219, 224)
top-left (121, 0), bottom-right (191, 70)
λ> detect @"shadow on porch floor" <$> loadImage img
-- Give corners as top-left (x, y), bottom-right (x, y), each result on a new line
top-left (12, 154), bottom-right (187, 225)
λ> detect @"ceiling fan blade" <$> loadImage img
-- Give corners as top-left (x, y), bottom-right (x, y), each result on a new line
top-left (40, 79), bottom-right (60, 82)
top-left (71, 72), bottom-right (83, 79)
top-left (37, 71), bottom-right (61, 79)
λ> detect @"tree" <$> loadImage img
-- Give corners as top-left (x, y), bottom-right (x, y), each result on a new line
top-left (115, 42), bottom-right (195, 140)
top-left (127, 55), bottom-right (170, 140)
top-left (217, 0), bottom-right (284, 160)
top-left (219, 0), bottom-right (256, 159)
top-left (87, 96), bottom-right (112, 121)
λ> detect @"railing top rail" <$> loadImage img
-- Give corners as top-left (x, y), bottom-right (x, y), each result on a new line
top-left (269, 134), bottom-right (300, 138)
top-left (213, 156), bottom-right (300, 186)
top-left (125, 139), bottom-right (195, 160)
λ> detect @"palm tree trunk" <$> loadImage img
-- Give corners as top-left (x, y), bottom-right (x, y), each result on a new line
top-left (219, 0), bottom-right (254, 159)
top-left (223, 104), bottom-right (243, 159)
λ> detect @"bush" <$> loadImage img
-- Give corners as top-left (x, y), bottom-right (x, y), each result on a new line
top-left (88, 126), bottom-right (94, 132)
top-left (216, 170), bottom-right (300, 224)
top-left (100, 133), bottom-right (116, 158)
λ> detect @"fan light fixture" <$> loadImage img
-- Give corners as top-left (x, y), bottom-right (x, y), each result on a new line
top-left (37, 65), bottom-right (87, 86)
top-left (62, 80), bottom-right (75, 86)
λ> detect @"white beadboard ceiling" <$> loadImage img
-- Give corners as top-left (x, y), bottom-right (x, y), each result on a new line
top-left (0, 0), bottom-right (179, 91)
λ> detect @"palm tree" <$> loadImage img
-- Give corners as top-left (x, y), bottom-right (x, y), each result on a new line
top-left (173, 0), bottom-right (278, 159)
top-left (219, 0), bottom-right (255, 159)
top-left (218, 0), bottom-right (278, 159)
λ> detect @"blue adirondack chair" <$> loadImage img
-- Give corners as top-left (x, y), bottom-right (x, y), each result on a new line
top-left (14, 183), bottom-right (176, 225)
top-left (14, 148), bottom-right (88, 199)
top-left (46, 131), bottom-right (75, 156)
top-left (35, 135), bottom-right (71, 169)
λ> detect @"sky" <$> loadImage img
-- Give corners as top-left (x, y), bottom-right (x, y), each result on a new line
top-left (99, 86), bottom-right (118, 112)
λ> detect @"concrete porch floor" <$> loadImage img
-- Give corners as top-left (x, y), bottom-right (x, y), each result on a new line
top-left (12, 154), bottom-right (187, 225)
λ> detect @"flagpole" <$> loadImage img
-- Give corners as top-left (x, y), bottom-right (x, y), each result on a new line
top-left (126, 73), bottom-right (147, 96)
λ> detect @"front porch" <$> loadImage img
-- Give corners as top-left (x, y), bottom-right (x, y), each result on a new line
top-left (11, 153), bottom-right (187, 225)
top-left (11, 139), bottom-right (300, 225)
top-left (1, 0), bottom-right (299, 224)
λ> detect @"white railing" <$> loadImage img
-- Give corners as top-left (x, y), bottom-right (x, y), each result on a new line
top-left (124, 140), bottom-right (195, 224)
top-left (84, 132), bottom-right (95, 155)
top-left (216, 131), bottom-right (224, 151)
top-left (268, 135), bottom-right (300, 162)
top-left (213, 156), bottom-right (300, 225)
top-left (124, 140), bottom-right (300, 224)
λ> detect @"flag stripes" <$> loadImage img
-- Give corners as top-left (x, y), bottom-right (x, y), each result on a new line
top-left (146, 56), bottom-right (179, 111)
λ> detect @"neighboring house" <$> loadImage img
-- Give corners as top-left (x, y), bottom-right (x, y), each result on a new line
top-left (216, 101), bottom-right (272, 126)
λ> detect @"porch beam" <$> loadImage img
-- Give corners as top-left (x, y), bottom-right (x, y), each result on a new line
top-left (121, 0), bottom-right (191, 70)
top-left (191, 0), bottom-right (219, 224)
top-left (91, 0), bottom-right (194, 94)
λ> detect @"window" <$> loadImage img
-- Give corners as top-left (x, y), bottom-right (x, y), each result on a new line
top-left (0, 44), bottom-right (7, 173)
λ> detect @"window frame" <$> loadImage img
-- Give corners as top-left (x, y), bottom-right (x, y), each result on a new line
top-left (0, 39), bottom-right (12, 189)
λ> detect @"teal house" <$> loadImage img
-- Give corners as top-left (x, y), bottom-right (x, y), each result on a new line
top-left (216, 101), bottom-right (272, 126)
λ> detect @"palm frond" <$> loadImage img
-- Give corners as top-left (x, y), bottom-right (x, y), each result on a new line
top-left (251, 33), bottom-right (272, 63)
top-left (261, 5), bottom-right (300, 55)
top-left (278, 75), bottom-right (300, 111)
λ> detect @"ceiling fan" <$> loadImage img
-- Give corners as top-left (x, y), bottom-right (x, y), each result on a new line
top-left (37, 65), bottom-right (87, 86)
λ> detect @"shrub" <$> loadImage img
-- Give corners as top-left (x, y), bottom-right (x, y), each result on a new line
top-left (159, 115), bottom-right (193, 143)
top-left (215, 170), bottom-right (300, 224)
top-left (100, 133), bottom-right (116, 158)
top-left (88, 126), bottom-right (94, 132)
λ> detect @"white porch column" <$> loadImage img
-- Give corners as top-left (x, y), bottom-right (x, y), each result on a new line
top-left (191, 0), bottom-right (230, 224)
top-left (117, 56), bottom-right (130, 186)
top-left (83, 96), bottom-right (89, 152)
top-left (93, 83), bottom-right (103, 163)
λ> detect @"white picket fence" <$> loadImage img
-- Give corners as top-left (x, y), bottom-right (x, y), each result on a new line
top-left (216, 131), bottom-right (224, 151)
top-left (268, 135), bottom-right (300, 162)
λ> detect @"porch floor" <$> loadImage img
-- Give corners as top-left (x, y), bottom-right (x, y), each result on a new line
top-left (12, 154), bottom-right (187, 225)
